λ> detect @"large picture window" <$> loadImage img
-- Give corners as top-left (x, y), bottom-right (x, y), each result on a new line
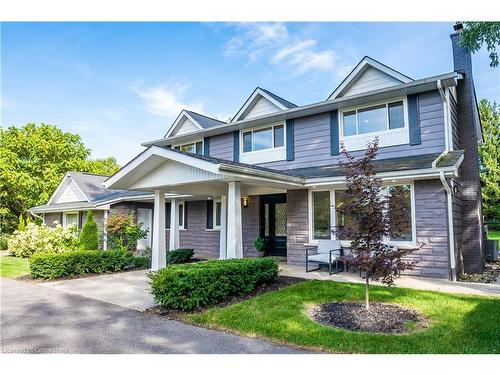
top-left (342, 100), bottom-right (405, 136)
top-left (310, 184), bottom-right (414, 243)
top-left (242, 124), bottom-right (284, 153)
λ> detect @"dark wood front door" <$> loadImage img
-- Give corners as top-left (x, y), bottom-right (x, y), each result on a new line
top-left (260, 194), bottom-right (287, 257)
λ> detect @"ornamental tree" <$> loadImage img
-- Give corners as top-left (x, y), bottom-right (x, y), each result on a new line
top-left (335, 139), bottom-right (418, 310)
top-left (80, 211), bottom-right (99, 250)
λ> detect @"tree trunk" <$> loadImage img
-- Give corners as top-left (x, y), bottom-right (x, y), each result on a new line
top-left (365, 274), bottom-right (370, 310)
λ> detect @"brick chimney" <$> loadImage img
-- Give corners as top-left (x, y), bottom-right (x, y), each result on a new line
top-left (450, 22), bottom-right (485, 273)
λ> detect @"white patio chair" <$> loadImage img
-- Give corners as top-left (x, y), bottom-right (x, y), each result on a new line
top-left (305, 240), bottom-right (342, 274)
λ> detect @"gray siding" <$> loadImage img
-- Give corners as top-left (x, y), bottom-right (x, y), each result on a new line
top-left (405, 180), bottom-right (450, 278)
top-left (163, 198), bottom-right (260, 260)
top-left (205, 91), bottom-right (446, 170)
top-left (263, 90), bottom-right (446, 170)
top-left (242, 195), bottom-right (261, 257)
top-left (44, 212), bottom-right (62, 228)
top-left (286, 189), bottom-right (309, 265)
top-left (209, 133), bottom-right (234, 161)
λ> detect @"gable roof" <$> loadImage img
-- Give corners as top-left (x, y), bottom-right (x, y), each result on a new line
top-left (327, 56), bottom-right (414, 100)
top-left (231, 87), bottom-right (297, 122)
top-left (164, 110), bottom-right (225, 138)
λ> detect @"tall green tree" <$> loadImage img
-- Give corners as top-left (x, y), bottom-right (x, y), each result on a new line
top-left (0, 123), bottom-right (120, 233)
top-left (460, 22), bottom-right (500, 67)
top-left (478, 100), bottom-right (500, 222)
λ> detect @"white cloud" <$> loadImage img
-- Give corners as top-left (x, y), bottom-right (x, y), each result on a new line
top-left (223, 23), bottom-right (341, 77)
top-left (134, 82), bottom-right (205, 118)
top-left (223, 23), bottom-right (288, 63)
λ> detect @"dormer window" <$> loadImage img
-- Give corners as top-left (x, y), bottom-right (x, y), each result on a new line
top-left (174, 141), bottom-right (203, 155)
top-left (242, 124), bottom-right (284, 153)
top-left (342, 100), bottom-right (405, 136)
top-left (339, 98), bottom-right (409, 151)
top-left (239, 123), bottom-right (286, 164)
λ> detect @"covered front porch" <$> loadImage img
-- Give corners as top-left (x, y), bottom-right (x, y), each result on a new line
top-left (104, 146), bottom-right (304, 270)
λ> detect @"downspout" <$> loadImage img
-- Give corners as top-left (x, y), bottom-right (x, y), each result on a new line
top-left (439, 169), bottom-right (457, 281)
top-left (437, 79), bottom-right (452, 152)
top-left (29, 211), bottom-right (44, 222)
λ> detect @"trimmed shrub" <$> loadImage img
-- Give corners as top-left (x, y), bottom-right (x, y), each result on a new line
top-left (132, 256), bottom-right (150, 269)
top-left (8, 223), bottom-right (79, 258)
top-left (29, 249), bottom-right (136, 280)
top-left (166, 248), bottom-right (194, 265)
top-left (79, 211), bottom-right (99, 250)
top-left (149, 258), bottom-right (279, 311)
top-left (0, 233), bottom-right (9, 250)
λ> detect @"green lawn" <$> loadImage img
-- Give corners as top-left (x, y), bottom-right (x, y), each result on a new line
top-left (186, 280), bottom-right (500, 353)
top-left (488, 231), bottom-right (500, 240)
top-left (0, 256), bottom-right (30, 278)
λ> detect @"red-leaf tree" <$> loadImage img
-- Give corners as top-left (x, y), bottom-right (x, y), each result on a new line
top-left (335, 138), bottom-right (418, 310)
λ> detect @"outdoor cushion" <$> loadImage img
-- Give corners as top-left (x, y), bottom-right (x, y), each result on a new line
top-left (317, 240), bottom-right (341, 254)
top-left (307, 253), bottom-right (340, 264)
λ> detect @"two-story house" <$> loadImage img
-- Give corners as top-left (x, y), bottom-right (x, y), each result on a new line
top-left (32, 24), bottom-right (485, 280)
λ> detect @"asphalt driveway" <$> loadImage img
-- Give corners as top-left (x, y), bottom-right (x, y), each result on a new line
top-left (0, 278), bottom-right (302, 354)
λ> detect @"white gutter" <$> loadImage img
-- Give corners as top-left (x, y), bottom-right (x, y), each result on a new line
top-left (436, 151), bottom-right (457, 281)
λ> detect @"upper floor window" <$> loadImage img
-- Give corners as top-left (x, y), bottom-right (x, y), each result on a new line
top-left (243, 124), bottom-right (284, 153)
top-left (174, 141), bottom-right (203, 155)
top-left (342, 100), bottom-right (405, 137)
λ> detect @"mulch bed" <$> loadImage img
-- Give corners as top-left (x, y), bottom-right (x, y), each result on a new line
top-left (309, 301), bottom-right (427, 334)
top-left (146, 275), bottom-right (305, 320)
top-left (459, 261), bottom-right (500, 283)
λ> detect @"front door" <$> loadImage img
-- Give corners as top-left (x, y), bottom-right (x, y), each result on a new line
top-left (260, 194), bottom-right (287, 256)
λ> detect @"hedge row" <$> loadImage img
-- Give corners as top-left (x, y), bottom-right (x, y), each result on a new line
top-left (149, 258), bottom-right (279, 311)
top-left (30, 250), bottom-right (146, 280)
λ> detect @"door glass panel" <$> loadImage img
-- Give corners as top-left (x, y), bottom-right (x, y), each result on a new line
top-left (215, 201), bottom-right (221, 227)
top-left (264, 203), bottom-right (270, 236)
top-left (275, 203), bottom-right (287, 236)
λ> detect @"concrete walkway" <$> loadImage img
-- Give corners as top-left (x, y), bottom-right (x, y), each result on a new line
top-left (41, 270), bottom-right (154, 311)
top-left (280, 264), bottom-right (500, 297)
top-left (1, 278), bottom-right (302, 354)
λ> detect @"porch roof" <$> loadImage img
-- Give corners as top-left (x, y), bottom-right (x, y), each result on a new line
top-left (288, 150), bottom-right (464, 179)
top-left (104, 146), bottom-right (464, 193)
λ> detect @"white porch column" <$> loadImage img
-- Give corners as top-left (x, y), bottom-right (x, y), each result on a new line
top-left (169, 198), bottom-right (179, 250)
top-left (151, 189), bottom-right (166, 271)
top-left (226, 182), bottom-right (243, 259)
top-left (103, 210), bottom-right (108, 251)
top-left (219, 195), bottom-right (227, 259)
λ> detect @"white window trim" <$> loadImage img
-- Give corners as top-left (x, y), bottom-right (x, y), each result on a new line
top-left (339, 96), bottom-right (409, 142)
top-left (172, 139), bottom-right (204, 155)
top-left (239, 122), bottom-right (286, 164)
top-left (308, 182), bottom-right (417, 247)
top-left (206, 199), bottom-right (222, 231)
top-left (63, 211), bottom-right (79, 228)
top-left (165, 201), bottom-right (186, 231)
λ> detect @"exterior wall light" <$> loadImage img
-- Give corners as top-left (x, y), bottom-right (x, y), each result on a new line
top-left (242, 197), bottom-right (250, 208)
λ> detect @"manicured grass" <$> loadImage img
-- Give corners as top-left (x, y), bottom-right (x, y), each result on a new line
top-left (186, 280), bottom-right (500, 353)
top-left (0, 256), bottom-right (30, 278)
top-left (488, 231), bottom-right (500, 240)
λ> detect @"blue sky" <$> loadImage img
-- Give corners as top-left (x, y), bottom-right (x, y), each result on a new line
top-left (1, 22), bottom-right (499, 164)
